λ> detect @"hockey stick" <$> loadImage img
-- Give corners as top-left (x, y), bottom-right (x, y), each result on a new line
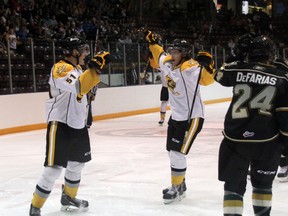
top-left (86, 0), bottom-right (103, 127)
top-left (186, 1), bottom-right (216, 123)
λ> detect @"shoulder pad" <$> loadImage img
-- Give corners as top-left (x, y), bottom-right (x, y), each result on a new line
top-left (180, 59), bottom-right (199, 71)
top-left (53, 60), bottom-right (75, 78)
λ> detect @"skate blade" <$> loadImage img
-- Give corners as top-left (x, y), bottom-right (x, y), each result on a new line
top-left (61, 205), bottom-right (89, 212)
top-left (163, 193), bottom-right (186, 204)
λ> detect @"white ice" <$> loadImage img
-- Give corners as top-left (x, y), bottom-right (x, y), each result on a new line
top-left (0, 102), bottom-right (287, 216)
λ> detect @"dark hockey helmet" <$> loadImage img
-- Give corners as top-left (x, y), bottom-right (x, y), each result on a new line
top-left (248, 35), bottom-right (276, 62)
top-left (62, 37), bottom-right (90, 57)
top-left (168, 39), bottom-right (191, 56)
top-left (231, 32), bottom-right (257, 60)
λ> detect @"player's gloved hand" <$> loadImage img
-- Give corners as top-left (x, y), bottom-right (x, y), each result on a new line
top-left (144, 30), bottom-right (158, 45)
top-left (196, 51), bottom-right (215, 74)
top-left (231, 33), bottom-right (257, 61)
top-left (88, 51), bottom-right (111, 73)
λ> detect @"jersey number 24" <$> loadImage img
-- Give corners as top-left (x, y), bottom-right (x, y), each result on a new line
top-left (232, 84), bottom-right (276, 119)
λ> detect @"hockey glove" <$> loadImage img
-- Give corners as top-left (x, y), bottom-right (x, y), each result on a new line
top-left (144, 30), bottom-right (158, 45)
top-left (88, 51), bottom-right (111, 73)
top-left (196, 51), bottom-right (215, 74)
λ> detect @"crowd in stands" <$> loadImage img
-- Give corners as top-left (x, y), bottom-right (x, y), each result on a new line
top-left (0, 0), bottom-right (287, 55)
top-left (0, 0), bottom-right (287, 94)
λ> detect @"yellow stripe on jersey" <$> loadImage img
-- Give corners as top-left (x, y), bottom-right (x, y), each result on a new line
top-left (52, 61), bottom-right (75, 78)
top-left (181, 118), bottom-right (200, 154)
top-left (78, 68), bottom-right (100, 95)
top-left (48, 122), bottom-right (57, 166)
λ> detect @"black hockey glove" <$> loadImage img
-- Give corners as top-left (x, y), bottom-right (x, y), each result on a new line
top-left (144, 30), bottom-right (158, 45)
top-left (88, 51), bottom-right (111, 73)
top-left (195, 51), bottom-right (215, 74)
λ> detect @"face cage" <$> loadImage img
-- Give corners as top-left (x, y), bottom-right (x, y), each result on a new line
top-left (78, 44), bottom-right (90, 56)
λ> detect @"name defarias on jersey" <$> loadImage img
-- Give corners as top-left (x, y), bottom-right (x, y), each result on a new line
top-left (236, 72), bottom-right (277, 85)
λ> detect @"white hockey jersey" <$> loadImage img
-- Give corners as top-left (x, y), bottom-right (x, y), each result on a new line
top-left (46, 60), bottom-right (88, 129)
top-left (149, 44), bottom-right (215, 121)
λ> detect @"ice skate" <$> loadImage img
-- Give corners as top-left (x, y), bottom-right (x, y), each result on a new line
top-left (158, 119), bottom-right (164, 125)
top-left (29, 204), bottom-right (41, 216)
top-left (60, 185), bottom-right (89, 212)
top-left (162, 180), bottom-right (186, 204)
top-left (277, 166), bottom-right (288, 182)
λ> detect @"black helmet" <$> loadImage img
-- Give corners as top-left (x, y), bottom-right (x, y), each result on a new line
top-left (231, 32), bottom-right (257, 60)
top-left (63, 37), bottom-right (90, 56)
top-left (168, 39), bottom-right (191, 56)
top-left (248, 35), bottom-right (276, 62)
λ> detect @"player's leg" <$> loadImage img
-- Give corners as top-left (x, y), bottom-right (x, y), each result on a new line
top-left (159, 86), bottom-right (169, 125)
top-left (218, 138), bottom-right (250, 216)
top-left (30, 166), bottom-right (63, 216)
top-left (30, 121), bottom-right (66, 216)
top-left (159, 101), bottom-right (168, 125)
top-left (60, 126), bottom-right (91, 211)
top-left (163, 118), bottom-right (203, 204)
top-left (250, 141), bottom-right (281, 216)
top-left (61, 162), bottom-right (89, 211)
top-left (277, 154), bottom-right (288, 181)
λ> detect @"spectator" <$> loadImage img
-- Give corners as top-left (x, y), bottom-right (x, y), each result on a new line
top-left (4, 23), bottom-right (17, 54)
top-left (126, 62), bottom-right (138, 85)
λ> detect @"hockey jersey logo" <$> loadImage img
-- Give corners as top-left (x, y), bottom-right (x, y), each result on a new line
top-left (56, 64), bottom-right (67, 75)
top-left (243, 131), bottom-right (255, 138)
top-left (166, 75), bottom-right (180, 96)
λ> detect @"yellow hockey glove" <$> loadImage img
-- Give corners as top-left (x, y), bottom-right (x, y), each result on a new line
top-left (88, 51), bottom-right (111, 73)
top-left (144, 30), bottom-right (158, 45)
top-left (196, 51), bottom-right (215, 74)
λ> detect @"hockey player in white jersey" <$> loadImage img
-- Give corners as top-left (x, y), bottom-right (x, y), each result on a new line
top-left (144, 30), bottom-right (216, 204)
top-left (29, 37), bottom-right (110, 216)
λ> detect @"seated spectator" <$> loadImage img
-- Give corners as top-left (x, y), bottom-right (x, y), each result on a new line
top-left (4, 23), bottom-right (17, 54)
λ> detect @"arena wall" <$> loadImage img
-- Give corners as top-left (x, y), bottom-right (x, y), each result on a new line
top-left (0, 83), bottom-right (232, 135)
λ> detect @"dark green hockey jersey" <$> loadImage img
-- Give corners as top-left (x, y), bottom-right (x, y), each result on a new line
top-left (215, 61), bottom-right (288, 142)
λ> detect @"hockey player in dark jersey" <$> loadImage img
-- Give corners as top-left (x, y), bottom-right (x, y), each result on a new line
top-left (230, 33), bottom-right (288, 183)
top-left (215, 35), bottom-right (288, 215)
